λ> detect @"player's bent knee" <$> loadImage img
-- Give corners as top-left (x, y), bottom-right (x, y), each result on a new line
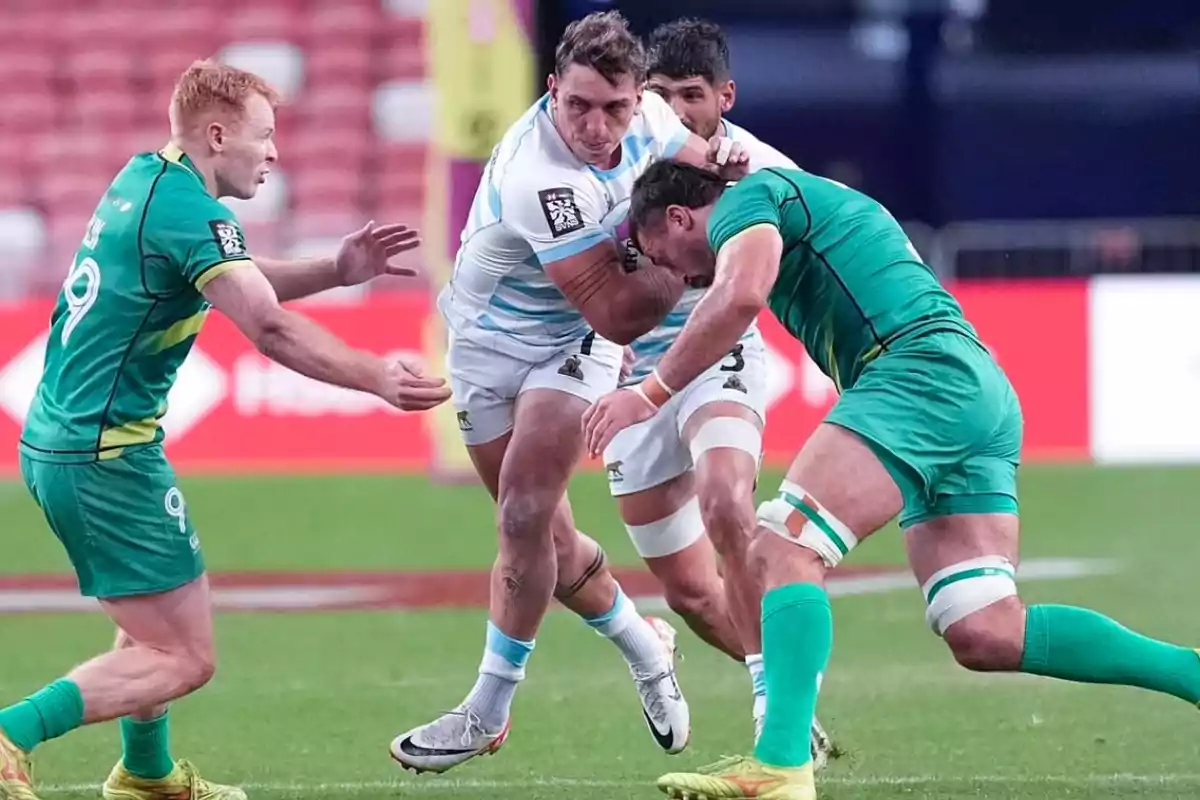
top-left (498, 490), bottom-right (556, 546)
top-left (941, 597), bottom-right (1026, 672)
top-left (688, 416), bottom-right (763, 466)
top-left (755, 480), bottom-right (857, 568)
top-left (626, 497), bottom-right (705, 559)
top-left (662, 577), bottom-right (720, 624)
top-left (922, 556), bottom-right (1018, 636)
top-left (160, 645), bottom-right (217, 697)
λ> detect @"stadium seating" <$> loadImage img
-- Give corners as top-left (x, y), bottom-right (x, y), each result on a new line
top-left (0, 0), bottom-right (430, 298)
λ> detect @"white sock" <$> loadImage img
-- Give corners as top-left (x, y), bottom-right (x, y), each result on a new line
top-left (584, 587), bottom-right (666, 673)
top-left (462, 622), bottom-right (533, 731)
top-left (746, 653), bottom-right (767, 721)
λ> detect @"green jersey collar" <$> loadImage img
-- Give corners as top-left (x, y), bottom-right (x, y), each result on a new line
top-left (158, 142), bottom-right (209, 192)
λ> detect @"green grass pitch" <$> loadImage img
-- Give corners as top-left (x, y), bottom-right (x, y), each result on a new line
top-left (1, 463), bottom-right (1199, 799)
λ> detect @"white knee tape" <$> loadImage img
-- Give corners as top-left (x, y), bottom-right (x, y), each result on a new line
top-left (626, 496), bottom-right (706, 559)
top-left (688, 417), bottom-right (763, 464)
top-left (921, 556), bottom-right (1018, 636)
top-left (755, 480), bottom-right (857, 568)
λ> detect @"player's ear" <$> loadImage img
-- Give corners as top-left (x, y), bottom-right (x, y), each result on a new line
top-left (547, 73), bottom-right (558, 101)
top-left (207, 122), bottom-right (225, 152)
top-left (718, 80), bottom-right (736, 114)
top-left (667, 205), bottom-right (688, 229)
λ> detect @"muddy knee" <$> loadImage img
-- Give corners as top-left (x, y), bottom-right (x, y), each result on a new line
top-left (498, 489), bottom-right (556, 551)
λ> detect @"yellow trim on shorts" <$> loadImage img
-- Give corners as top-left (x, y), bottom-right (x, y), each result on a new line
top-left (194, 258), bottom-right (254, 291)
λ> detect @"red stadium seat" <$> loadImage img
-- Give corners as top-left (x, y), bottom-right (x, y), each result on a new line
top-left (38, 169), bottom-right (113, 218)
top-left (377, 144), bottom-right (430, 177)
top-left (223, 7), bottom-right (304, 43)
top-left (0, 48), bottom-right (55, 94)
top-left (304, 2), bottom-right (380, 43)
top-left (377, 17), bottom-right (426, 80)
top-left (136, 8), bottom-right (223, 59)
top-left (241, 221), bottom-right (283, 257)
top-left (0, 10), bottom-right (58, 49)
top-left (298, 86), bottom-right (373, 133)
top-left (65, 49), bottom-right (137, 94)
top-left (63, 92), bottom-right (140, 131)
top-left (32, 135), bottom-right (112, 194)
top-left (0, 174), bottom-right (29, 208)
top-left (61, 10), bottom-right (144, 48)
top-left (289, 168), bottom-right (364, 215)
top-left (303, 46), bottom-right (373, 88)
top-left (286, 212), bottom-right (367, 244)
top-left (0, 94), bottom-right (57, 135)
top-left (283, 131), bottom-right (370, 174)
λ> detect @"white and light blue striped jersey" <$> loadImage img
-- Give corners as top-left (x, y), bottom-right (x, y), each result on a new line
top-left (437, 90), bottom-right (691, 362)
top-left (622, 119), bottom-right (799, 385)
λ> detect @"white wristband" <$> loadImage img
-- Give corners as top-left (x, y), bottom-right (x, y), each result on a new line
top-left (652, 369), bottom-right (678, 397)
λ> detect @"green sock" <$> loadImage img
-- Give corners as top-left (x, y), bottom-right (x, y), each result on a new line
top-left (121, 714), bottom-right (175, 780)
top-left (0, 678), bottom-right (85, 753)
top-left (1022, 604), bottom-right (1200, 703)
top-left (753, 583), bottom-right (832, 768)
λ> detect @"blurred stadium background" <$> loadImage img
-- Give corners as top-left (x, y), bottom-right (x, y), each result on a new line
top-left (1, 0), bottom-right (1198, 470)
top-left (2, 2), bottom-right (1200, 798)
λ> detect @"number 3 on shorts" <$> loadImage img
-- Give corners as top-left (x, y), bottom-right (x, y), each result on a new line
top-left (720, 344), bottom-right (745, 372)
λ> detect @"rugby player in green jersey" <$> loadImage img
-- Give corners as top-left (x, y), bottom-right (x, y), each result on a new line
top-left (585, 161), bottom-right (1200, 800)
top-left (0, 61), bottom-right (450, 800)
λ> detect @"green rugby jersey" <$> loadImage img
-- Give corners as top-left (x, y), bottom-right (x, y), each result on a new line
top-left (20, 144), bottom-right (254, 463)
top-left (707, 167), bottom-right (979, 392)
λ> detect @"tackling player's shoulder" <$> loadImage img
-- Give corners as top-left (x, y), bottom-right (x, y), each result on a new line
top-left (707, 169), bottom-right (797, 252)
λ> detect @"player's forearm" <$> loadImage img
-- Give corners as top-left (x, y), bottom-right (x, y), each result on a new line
top-left (254, 310), bottom-right (383, 395)
top-left (604, 265), bottom-right (685, 345)
top-left (657, 290), bottom-right (759, 391)
top-left (255, 256), bottom-right (341, 303)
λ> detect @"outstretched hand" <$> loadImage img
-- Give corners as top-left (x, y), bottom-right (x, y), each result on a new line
top-left (335, 220), bottom-right (422, 287)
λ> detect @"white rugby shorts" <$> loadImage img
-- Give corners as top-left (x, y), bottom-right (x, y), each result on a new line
top-left (602, 330), bottom-right (768, 496)
top-left (447, 329), bottom-right (622, 446)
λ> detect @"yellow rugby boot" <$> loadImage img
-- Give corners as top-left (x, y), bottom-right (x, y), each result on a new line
top-left (0, 732), bottom-right (38, 800)
top-left (102, 760), bottom-right (246, 800)
top-left (657, 755), bottom-right (815, 800)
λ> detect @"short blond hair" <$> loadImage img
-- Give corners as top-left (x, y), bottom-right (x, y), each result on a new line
top-left (169, 59), bottom-right (281, 134)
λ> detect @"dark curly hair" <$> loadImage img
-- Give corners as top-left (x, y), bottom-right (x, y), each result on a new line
top-left (646, 18), bottom-right (730, 84)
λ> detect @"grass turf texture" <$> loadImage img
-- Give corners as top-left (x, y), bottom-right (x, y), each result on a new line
top-left (1, 464), bottom-right (1199, 799)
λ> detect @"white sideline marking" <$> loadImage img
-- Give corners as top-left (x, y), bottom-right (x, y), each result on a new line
top-left (634, 556), bottom-right (1120, 611)
top-left (0, 557), bottom-right (1119, 614)
top-left (37, 773), bottom-right (1200, 793)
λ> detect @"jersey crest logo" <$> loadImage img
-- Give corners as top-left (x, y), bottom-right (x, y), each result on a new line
top-left (538, 188), bottom-right (585, 238)
top-left (208, 221), bottom-right (247, 258)
top-left (456, 410), bottom-right (473, 432)
top-left (606, 461), bottom-right (624, 483)
top-left (722, 375), bottom-right (748, 394)
top-left (557, 354), bottom-right (584, 381)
